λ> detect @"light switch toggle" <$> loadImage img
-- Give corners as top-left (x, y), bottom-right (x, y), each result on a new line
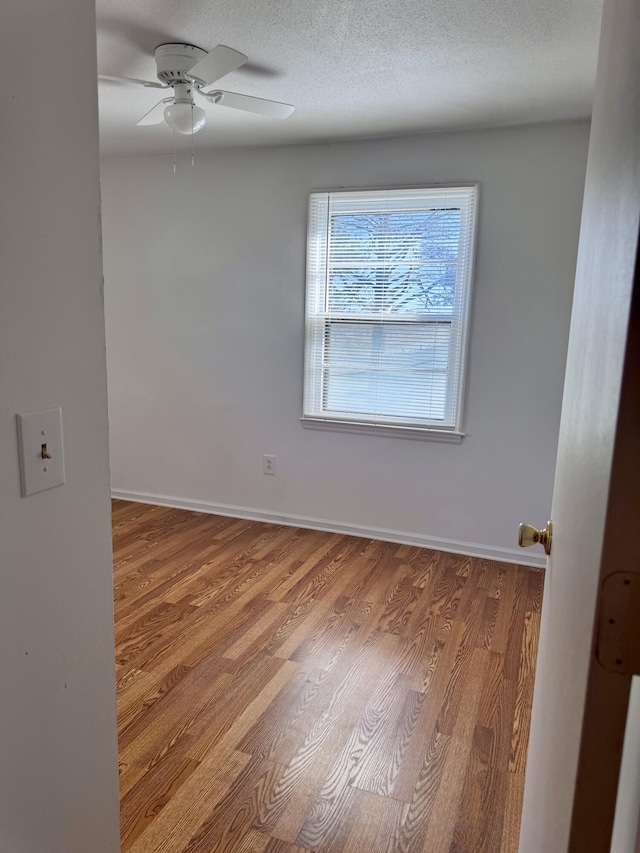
top-left (41, 443), bottom-right (52, 459)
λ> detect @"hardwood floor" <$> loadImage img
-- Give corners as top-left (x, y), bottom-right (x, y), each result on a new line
top-left (112, 500), bottom-right (542, 853)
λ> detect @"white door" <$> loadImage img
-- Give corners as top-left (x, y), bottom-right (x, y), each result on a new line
top-left (518, 0), bottom-right (640, 850)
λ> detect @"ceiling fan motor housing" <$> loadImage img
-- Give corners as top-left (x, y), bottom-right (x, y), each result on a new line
top-left (154, 43), bottom-right (207, 86)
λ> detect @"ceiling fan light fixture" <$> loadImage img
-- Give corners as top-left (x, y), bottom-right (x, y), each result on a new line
top-left (164, 102), bottom-right (207, 135)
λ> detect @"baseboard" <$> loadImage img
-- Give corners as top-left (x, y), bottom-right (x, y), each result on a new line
top-left (111, 488), bottom-right (546, 568)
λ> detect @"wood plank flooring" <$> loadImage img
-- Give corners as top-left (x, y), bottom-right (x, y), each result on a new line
top-left (112, 500), bottom-right (543, 853)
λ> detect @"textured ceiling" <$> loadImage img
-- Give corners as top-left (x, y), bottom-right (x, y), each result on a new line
top-left (97, 0), bottom-right (603, 156)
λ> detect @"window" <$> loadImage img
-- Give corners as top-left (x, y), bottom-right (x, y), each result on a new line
top-left (302, 185), bottom-right (478, 439)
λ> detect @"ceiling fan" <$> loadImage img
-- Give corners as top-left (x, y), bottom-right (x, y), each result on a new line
top-left (99, 42), bottom-right (295, 135)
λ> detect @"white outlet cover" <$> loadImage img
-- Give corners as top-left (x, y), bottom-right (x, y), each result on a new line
top-left (16, 407), bottom-right (66, 497)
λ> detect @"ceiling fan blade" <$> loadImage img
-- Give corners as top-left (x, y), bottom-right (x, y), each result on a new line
top-left (99, 73), bottom-right (166, 89)
top-left (136, 99), bottom-right (173, 126)
top-left (209, 90), bottom-right (295, 119)
top-left (186, 45), bottom-right (248, 86)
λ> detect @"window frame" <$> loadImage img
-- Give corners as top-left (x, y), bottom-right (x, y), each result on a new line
top-left (301, 184), bottom-right (479, 441)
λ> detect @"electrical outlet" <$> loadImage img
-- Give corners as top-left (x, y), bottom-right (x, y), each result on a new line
top-left (263, 455), bottom-right (276, 475)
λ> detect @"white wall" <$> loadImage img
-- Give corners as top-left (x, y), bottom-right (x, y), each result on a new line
top-left (101, 121), bottom-right (588, 565)
top-left (611, 679), bottom-right (640, 853)
top-left (0, 2), bottom-right (120, 851)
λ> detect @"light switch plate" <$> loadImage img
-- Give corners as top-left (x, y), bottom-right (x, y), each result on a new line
top-left (16, 407), bottom-right (66, 497)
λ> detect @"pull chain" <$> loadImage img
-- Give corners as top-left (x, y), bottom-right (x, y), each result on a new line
top-left (191, 103), bottom-right (195, 166)
top-left (173, 129), bottom-right (176, 174)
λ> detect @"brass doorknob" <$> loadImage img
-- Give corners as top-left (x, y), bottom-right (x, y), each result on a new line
top-left (518, 520), bottom-right (553, 556)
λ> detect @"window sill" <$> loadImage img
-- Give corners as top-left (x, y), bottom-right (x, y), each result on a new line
top-left (300, 417), bottom-right (465, 443)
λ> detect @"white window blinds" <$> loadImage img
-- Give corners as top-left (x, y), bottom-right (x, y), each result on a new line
top-left (303, 186), bottom-right (478, 434)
